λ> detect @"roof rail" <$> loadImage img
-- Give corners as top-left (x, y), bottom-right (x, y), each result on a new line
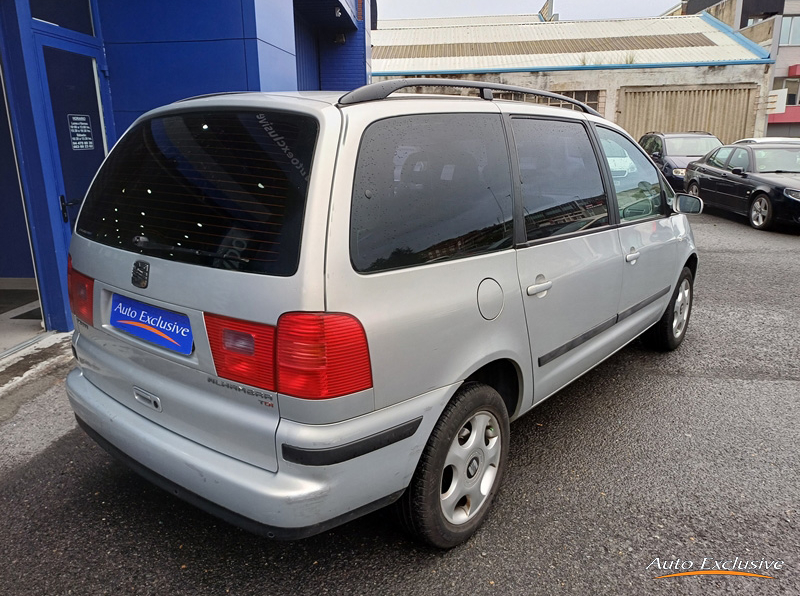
top-left (643, 131), bottom-right (663, 135)
top-left (338, 78), bottom-right (601, 116)
top-left (687, 130), bottom-right (713, 135)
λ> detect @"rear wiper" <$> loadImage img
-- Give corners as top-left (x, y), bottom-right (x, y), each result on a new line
top-left (132, 235), bottom-right (250, 263)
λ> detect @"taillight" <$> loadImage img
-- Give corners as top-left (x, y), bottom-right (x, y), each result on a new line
top-left (67, 255), bottom-right (94, 326)
top-left (276, 312), bottom-right (372, 399)
top-left (204, 313), bottom-right (275, 391)
top-left (205, 311), bottom-right (373, 399)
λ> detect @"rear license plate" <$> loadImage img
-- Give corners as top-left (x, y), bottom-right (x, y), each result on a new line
top-left (110, 294), bottom-right (193, 355)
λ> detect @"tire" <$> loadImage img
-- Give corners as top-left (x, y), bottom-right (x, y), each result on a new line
top-left (643, 267), bottom-right (694, 352)
top-left (397, 383), bottom-right (509, 549)
top-left (687, 181), bottom-right (700, 197)
top-left (749, 194), bottom-right (774, 230)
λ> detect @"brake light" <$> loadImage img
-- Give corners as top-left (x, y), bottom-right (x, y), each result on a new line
top-left (276, 312), bottom-right (372, 399)
top-left (204, 313), bottom-right (275, 391)
top-left (67, 255), bottom-right (94, 326)
top-left (205, 311), bottom-right (372, 399)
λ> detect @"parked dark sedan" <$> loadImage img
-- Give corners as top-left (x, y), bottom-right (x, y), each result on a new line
top-left (684, 143), bottom-right (800, 230)
top-left (639, 131), bottom-right (722, 191)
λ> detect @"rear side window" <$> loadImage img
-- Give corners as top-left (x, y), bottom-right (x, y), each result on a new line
top-left (77, 110), bottom-right (318, 276)
top-left (350, 114), bottom-right (513, 273)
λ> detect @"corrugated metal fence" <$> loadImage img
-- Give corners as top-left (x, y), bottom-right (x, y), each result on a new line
top-left (617, 85), bottom-right (758, 144)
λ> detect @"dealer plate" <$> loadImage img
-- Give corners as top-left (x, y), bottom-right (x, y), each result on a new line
top-left (110, 294), bottom-right (193, 355)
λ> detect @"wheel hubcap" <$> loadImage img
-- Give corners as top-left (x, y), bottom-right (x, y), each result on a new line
top-left (751, 198), bottom-right (768, 226)
top-left (440, 411), bottom-right (501, 525)
top-left (672, 279), bottom-right (691, 338)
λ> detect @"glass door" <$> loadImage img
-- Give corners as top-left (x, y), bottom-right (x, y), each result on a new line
top-left (38, 43), bottom-right (109, 232)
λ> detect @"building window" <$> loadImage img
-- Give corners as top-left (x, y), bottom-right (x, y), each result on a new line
top-left (776, 78), bottom-right (800, 105)
top-left (780, 16), bottom-right (800, 45)
top-left (496, 90), bottom-right (604, 115)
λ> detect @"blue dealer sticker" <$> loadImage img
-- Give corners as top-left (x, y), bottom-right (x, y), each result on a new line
top-left (110, 294), bottom-right (193, 355)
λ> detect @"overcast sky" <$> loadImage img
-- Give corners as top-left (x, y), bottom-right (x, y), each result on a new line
top-left (378, 0), bottom-right (681, 22)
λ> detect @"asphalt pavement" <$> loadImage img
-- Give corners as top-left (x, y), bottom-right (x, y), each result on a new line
top-left (0, 208), bottom-right (797, 595)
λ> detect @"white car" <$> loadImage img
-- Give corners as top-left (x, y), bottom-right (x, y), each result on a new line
top-left (733, 137), bottom-right (800, 144)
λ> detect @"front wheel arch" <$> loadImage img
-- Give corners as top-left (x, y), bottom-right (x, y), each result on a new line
top-left (749, 193), bottom-right (775, 230)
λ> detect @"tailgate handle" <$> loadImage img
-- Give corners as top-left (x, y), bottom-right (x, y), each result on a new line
top-left (134, 387), bottom-right (162, 412)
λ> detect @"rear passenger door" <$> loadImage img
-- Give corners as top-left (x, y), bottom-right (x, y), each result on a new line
top-left (510, 116), bottom-right (623, 403)
top-left (595, 126), bottom-right (678, 336)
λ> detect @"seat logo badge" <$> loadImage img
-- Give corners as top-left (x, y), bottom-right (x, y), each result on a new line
top-left (132, 260), bottom-right (150, 288)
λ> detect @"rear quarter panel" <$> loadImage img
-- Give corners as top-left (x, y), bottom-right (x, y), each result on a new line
top-left (325, 99), bottom-right (534, 417)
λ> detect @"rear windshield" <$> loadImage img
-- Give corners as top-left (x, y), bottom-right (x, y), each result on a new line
top-left (77, 110), bottom-right (318, 276)
top-left (664, 136), bottom-right (721, 157)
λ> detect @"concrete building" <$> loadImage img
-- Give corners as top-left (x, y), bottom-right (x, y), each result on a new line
top-left (679, 0), bottom-right (800, 136)
top-left (372, 12), bottom-right (774, 144)
top-left (0, 0), bottom-right (372, 354)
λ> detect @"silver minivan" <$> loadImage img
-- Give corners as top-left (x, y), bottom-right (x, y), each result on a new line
top-left (66, 79), bottom-right (702, 548)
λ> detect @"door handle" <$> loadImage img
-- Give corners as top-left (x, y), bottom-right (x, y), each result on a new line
top-left (526, 280), bottom-right (553, 296)
top-left (59, 195), bottom-right (81, 223)
top-left (625, 251), bottom-right (641, 263)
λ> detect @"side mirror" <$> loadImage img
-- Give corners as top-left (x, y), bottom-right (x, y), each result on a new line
top-left (673, 193), bottom-right (703, 215)
top-left (651, 151), bottom-right (662, 159)
top-left (731, 167), bottom-right (745, 176)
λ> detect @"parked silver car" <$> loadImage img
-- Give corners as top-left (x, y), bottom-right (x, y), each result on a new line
top-left (66, 79), bottom-right (702, 548)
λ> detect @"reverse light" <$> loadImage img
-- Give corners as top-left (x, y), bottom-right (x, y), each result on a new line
top-left (205, 313), bottom-right (276, 391)
top-left (67, 255), bottom-right (94, 326)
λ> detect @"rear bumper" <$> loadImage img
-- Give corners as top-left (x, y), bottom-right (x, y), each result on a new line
top-left (66, 368), bottom-right (452, 538)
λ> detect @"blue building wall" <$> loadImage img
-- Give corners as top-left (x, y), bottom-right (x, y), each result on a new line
top-left (0, 0), bottom-right (371, 333)
top-left (319, 0), bottom-right (371, 90)
top-left (97, 0), bottom-right (300, 133)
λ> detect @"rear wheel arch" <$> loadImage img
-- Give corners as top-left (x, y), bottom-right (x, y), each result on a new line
top-left (464, 359), bottom-right (522, 420)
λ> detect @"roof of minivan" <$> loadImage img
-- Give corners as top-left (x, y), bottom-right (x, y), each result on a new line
top-left (174, 90), bottom-right (346, 106)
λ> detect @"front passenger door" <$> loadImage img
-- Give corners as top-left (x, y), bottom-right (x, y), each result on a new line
top-left (698, 147), bottom-right (733, 206)
top-left (718, 147), bottom-right (754, 212)
top-left (595, 127), bottom-right (678, 336)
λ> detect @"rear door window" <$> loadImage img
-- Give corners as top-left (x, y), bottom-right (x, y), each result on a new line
top-left (512, 117), bottom-right (609, 241)
top-left (77, 110), bottom-right (318, 276)
top-left (350, 113), bottom-right (514, 273)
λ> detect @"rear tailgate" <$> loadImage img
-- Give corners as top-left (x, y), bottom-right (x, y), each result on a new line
top-left (69, 100), bottom-right (339, 472)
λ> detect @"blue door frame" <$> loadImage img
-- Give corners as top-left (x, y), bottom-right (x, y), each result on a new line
top-left (0, 0), bottom-right (115, 331)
